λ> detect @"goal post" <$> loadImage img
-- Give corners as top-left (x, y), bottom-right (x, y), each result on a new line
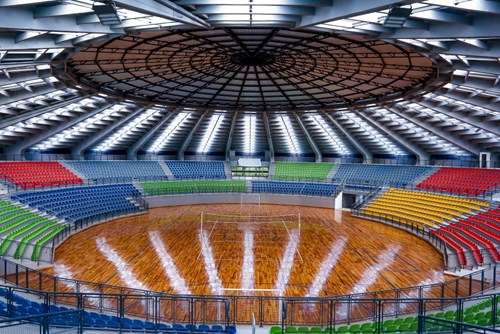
top-left (198, 212), bottom-right (302, 260)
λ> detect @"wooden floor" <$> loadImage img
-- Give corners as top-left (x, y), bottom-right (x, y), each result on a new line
top-left (41, 204), bottom-right (447, 298)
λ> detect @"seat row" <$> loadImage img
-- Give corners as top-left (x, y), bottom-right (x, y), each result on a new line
top-left (166, 161), bottom-right (227, 179)
top-left (0, 162), bottom-right (82, 189)
top-left (141, 180), bottom-right (247, 195)
top-left (252, 181), bottom-right (338, 197)
top-left (12, 184), bottom-right (143, 224)
top-left (0, 288), bottom-right (235, 333)
top-left (66, 160), bottom-right (167, 181)
top-left (273, 162), bottom-right (334, 182)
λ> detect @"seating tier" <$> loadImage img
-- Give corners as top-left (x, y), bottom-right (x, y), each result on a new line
top-left (66, 161), bottom-right (167, 181)
top-left (12, 184), bottom-right (142, 224)
top-left (141, 180), bottom-right (246, 195)
top-left (0, 162), bottom-right (82, 189)
top-left (362, 189), bottom-right (489, 227)
top-left (332, 164), bottom-right (434, 186)
top-left (165, 161), bottom-right (226, 179)
top-left (417, 167), bottom-right (500, 196)
top-left (273, 162), bottom-right (333, 181)
top-left (252, 181), bottom-right (338, 197)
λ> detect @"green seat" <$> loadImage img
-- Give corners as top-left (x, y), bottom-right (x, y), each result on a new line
top-left (348, 324), bottom-right (360, 332)
top-left (385, 325), bottom-right (398, 332)
top-left (477, 318), bottom-right (491, 326)
top-left (403, 316), bottom-right (415, 324)
top-left (434, 312), bottom-right (445, 319)
top-left (270, 326), bottom-right (282, 334)
top-left (310, 327), bottom-right (323, 333)
top-left (286, 326), bottom-right (298, 333)
top-left (393, 318), bottom-right (404, 326)
top-left (359, 323), bottom-right (372, 330)
top-left (474, 312), bottom-right (485, 321)
top-left (383, 319), bottom-right (394, 328)
top-left (336, 325), bottom-right (349, 333)
top-left (464, 314), bottom-right (475, 323)
top-left (297, 327), bottom-right (309, 333)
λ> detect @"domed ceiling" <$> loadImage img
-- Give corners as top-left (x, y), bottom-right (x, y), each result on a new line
top-left (64, 28), bottom-right (436, 109)
top-left (0, 0), bottom-right (498, 161)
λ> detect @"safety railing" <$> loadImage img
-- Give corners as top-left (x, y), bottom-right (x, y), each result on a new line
top-left (0, 257), bottom-right (497, 327)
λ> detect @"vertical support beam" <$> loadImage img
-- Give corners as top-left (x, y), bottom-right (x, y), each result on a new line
top-left (127, 110), bottom-right (175, 160)
top-left (263, 112), bottom-right (275, 162)
top-left (178, 110), bottom-right (207, 160)
top-left (352, 109), bottom-right (430, 165)
top-left (322, 111), bottom-right (373, 163)
top-left (293, 112), bottom-right (322, 162)
top-left (71, 106), bottom-right (149, 156)
top-left (4, 103), bottom-right (114, 156)
top-left (225, 111), bottom-right (238, 161)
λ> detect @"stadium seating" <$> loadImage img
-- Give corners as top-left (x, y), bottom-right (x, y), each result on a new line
top-left (361, 189), bottom-right (489, 227)
top-left (66, 161), bottom-right (166, 181)
top-left (332, 164), bottom-right (435, 186)
top-left (165, 161), bottom-right (227, 179)
top-left (12, 184), bottom-right (142, 224)
top-left (417, 167), bottom-right (500, 196)
top-left (252, 181), bottom-right (338, 197)
top-left (141, 180), bottom-right (246, 195)
top-left (273, 162), bottom-right (333, 181)
top-left (269, 296), bottom-right (499, 333)
top-left (0, 198), bottom-right (65, 261)
top-left (431, 208), bottom-right (500, 267)
top-left (0, 162), bottom-right (82, 189)
top-left (0, 287), bottom-right (236, 332)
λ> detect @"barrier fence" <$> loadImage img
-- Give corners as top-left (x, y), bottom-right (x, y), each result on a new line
top-left (0, 257), bottom-right (498, 327)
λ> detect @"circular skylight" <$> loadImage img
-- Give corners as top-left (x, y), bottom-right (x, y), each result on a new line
top-left (63, 28), bottom-right (436, 110)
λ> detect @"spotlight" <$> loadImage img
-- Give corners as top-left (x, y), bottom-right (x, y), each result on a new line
top-left (93, 1), bottom-right (121, 25)
top-left (383, 6), bottom-right (412, 28)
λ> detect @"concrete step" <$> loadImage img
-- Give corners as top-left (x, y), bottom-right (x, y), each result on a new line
top-left (158, 161), bottom-right (175, 180)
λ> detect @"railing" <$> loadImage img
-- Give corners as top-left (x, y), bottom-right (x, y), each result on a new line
top-left (351, 187), bottom-right (382, 211)
top-left (0, 257), bottom-right (498, 327)
top-left (0, 308), bottom-right (84, 334)
top-left (419, 315), bottom-right (500, 333)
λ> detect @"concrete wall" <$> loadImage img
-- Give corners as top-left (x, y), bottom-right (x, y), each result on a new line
top-left (146, 193), bottom-right (338, 209)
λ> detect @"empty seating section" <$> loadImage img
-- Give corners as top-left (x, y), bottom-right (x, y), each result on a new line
top-left (12, 184), bottom-right (142, 224)
top-left (66, 161), bottom-right (166, 181)
top-left (165, 161), bottom-right (226, 179)
top-left (141, 180), bottom-right (246, 195)
top-left (0, 162), bottom-right (82, 189)
top-left (362, 189), bottom-right (488, 227)
top-left (431, 208), bottom-right (500, 267)
top-left (0, 288), bottom-right (236, 333)
top-left (0, 198), bottom-right (66, 261)
top-left (332, 164), bottom-right (434, 186)
top-left (253, 181), bottom-right (338, 197)
top-left (417, 167), bottom-right (500, 196)
top-left (273, 162), bottom-right (333, 181)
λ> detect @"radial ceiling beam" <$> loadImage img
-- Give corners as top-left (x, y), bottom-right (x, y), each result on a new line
top-left (0, 6), bottom-right (122, 34)
top-left (298, 0), bottom-right (420, 28)
top-left (431, 90), bottom-right (500, 113)
top-left (450, 77), bottom-right (500, 94)
top-left (322, 111), bottom-right (372, 163)
top-left (127, 111), bottom-right (175, 160)
top-left (387, 105), bottom-right (482, 156)
top-left (294, 112), bottom-right (321, 162)
top-left (352, 108), bottom-right (430, 164)
top-left (263, 112), bottom-right (274, 162)
top-left (178, 111), bottom-right (206, 160)
top-left (225, 112), bottom-right (237, 161)
top-left (381, 15), bottom-right (500, 39)
top-left (114, 0), bottom-right (209, 28)
top-left (0, 95), bottom-right (88, 130)
top-left (4, 103), bottom-right (114, 156)
top-left (71, 106), bottom-right (149, 156)
top-left (413, 100), bottom-right (500, 135)
top-left (177, 0), bottom-right (331, 5)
